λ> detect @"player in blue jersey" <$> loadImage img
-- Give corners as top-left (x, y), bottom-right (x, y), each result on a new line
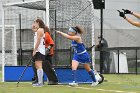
top-left (56, 26), bottom-right (99, 86)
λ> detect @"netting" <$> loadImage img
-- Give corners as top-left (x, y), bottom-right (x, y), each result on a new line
top-left (0, 25), bottom-right (17, 66)
top-left (49, 0), bottom-right (94, 66)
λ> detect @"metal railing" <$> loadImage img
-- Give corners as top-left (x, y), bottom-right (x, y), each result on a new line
top-left (16, 47), bottom-right (140, 74)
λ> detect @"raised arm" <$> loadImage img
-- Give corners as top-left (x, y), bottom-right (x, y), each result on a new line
top-left (132, 12), bottom-right (140, 19)
top-left (125, 17), bottom-right (140, 27)
top-left (118, 10), bottom-right (140, 28)
top-left (122, 9), bottom-right (140, 19)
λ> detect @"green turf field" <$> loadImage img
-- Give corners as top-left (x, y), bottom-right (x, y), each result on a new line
top-left (0, 74), bottom-right (140, 93)
top-left (0, 71), bottom-right (2, 81)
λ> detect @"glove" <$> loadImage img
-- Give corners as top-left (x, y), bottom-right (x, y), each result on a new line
top-left (122, 9), bottom-right (133, 14)
top-left (117, 10), bottom-right (126, 19)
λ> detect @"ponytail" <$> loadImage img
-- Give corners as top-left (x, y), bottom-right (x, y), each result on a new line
top-left (75, 26), bottom-right (85, 34)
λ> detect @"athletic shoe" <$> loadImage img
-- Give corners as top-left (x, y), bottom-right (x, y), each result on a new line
top-left (32, 83), bottom-right (44, 87)
top-left (32, 80), bottom-right (38, 84)
top-left (91, 81), bottom-right (99, 86)
top-left (32, 79), bottom-right (45, 85)
top-left (69, 82), bottom-right (78, 87)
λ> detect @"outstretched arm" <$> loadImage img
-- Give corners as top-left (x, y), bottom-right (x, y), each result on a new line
top-left (122, 9), bottom-right (140, 20)
top-left (125, 17), bottom-right (140, 27)
top-left (118, 10), bottom-right (140, 28)
top-left (56, 31), bottom-right (80, 41)
top-left (132, 12), bottom-right (140, 19)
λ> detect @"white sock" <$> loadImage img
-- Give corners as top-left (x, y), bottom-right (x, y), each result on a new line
top-left (37, 69), bottom-right (43, 84)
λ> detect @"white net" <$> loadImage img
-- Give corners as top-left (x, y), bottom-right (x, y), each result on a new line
top-left (0, 25), bottom-right (17, 66)
top-left (49, 0), bottom-right (95, 66)
top-left (50, 0), bottom-right (94, 48)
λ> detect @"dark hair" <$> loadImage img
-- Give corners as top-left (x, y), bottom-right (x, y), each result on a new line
top-left (73, 26), bottom-right (85, 34)
top-left (35, 18), bottom-right (45, 31)
top-left (45, 25), bottom-right (50, 34)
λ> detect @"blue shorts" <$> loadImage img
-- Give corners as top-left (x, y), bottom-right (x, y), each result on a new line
top-left (72, 52), bottom-right (91, 64)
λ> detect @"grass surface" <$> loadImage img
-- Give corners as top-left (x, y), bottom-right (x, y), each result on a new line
top-left (0, 71), bottom-right (2, 81)
top-left (0, 74), bottom-right (140, 93)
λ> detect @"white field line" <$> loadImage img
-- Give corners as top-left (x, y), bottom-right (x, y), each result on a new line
top-left (96, 89), bottom-right (136, 93)
top-left (68, 86), bottom-right (136, 93)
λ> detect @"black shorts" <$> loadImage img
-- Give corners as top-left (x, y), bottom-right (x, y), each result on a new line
top-left (33, 52), bottom-right (45, 62)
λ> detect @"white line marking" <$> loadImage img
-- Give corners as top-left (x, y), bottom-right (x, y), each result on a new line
top-left (68, 86), bottom-right (137, 93)
top-left (73, 87), bottom-right (92, 90)
top-left (97, 89), bottom-right (137, 93)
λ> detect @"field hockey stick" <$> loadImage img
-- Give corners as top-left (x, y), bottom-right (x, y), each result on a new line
top-left (16, 57), bottom-right (33, 87)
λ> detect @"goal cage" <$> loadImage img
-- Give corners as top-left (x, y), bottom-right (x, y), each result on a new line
top-left (0, 25), bottom-right (17, 81)
top-left (1, 0), bottom-right (95, 83)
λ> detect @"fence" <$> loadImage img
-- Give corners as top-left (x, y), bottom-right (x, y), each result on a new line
top-left (15, 47), bottom-right (140, 74)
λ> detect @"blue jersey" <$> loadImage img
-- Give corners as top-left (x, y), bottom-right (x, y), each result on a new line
top-left (71, 40), bottom-right (86, 54)
top-left (71, 40), bottom-right (91, 64)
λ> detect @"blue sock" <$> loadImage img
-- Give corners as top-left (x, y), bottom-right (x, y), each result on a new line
top-left (72, 70), bottom-right (77, 82)
top-left (88, 70), bottom-right (96, 82)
